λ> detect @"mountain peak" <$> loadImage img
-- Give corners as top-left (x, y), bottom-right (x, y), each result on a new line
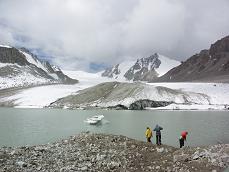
top-left (101, 53), bottom-right (180, 82)
top-left (209, 36), bottom-right (229, 56)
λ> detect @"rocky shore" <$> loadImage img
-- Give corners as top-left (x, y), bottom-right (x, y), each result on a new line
top-left (0, 133), bottom-right (228, 172)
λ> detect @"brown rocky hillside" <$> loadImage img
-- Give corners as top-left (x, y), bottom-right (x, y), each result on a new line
top-left (154, 36), bottom-right (229, 83)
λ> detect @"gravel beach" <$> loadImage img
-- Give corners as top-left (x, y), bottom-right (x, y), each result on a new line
top-left (0, 132), bottom-right (228, 172)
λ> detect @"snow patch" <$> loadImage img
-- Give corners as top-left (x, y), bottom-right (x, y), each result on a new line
top-left (149, 104), bottom-right (227, 110)
top-left (0, 63), bottom-right (20, 68)
top-left (147, 83), bottom-right (229, 105)
top-left (49, 73), bottom-right (59, 80)
top-left (156, 54), bottom-right (181, 76)
top-left (52, 65), bottom-right (61, 72)
top-left (20, 51), bottom-right (48, 72)
top-left (0, 65), bottom-right (54, 90)
top-left (0, 44), bottom-right (11, 48)
top-left (7, 84), bottom-right (81, 107)
top-left (3, 70), bottom-right (112, 107)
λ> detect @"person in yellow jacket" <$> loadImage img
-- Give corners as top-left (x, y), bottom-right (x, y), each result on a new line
top-left (145, 127), bottom-right (153, 143)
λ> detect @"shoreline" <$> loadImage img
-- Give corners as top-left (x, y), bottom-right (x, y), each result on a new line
top-left (1, 132), bottom-right (228, 171)
top-left (4, 105), bottom-right (229, 111)
top-left (0, 105), bottom-right (229, 112)
top-left (1, 103), bottom-right (228, 111)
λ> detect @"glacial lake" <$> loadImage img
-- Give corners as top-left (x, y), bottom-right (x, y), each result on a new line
top-left (0, 107), bottom-right (229, 148)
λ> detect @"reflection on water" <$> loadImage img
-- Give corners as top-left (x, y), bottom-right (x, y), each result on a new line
top-left (0, 107), bottom-right (228, 147)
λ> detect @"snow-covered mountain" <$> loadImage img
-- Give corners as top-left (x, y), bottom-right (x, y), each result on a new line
top-left (0, 45), bottom-right (78, 89)
top-left (101, 53), bottom-right (180, 82)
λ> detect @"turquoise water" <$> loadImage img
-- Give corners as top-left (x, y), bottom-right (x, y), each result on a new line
top-left (0, 107), bottom-right (228, 147)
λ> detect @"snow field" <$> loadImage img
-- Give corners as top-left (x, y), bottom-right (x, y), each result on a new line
top-left (1, 70), bottom-right (229, 109)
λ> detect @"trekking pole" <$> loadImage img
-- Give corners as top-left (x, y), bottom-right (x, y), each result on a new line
top-left (186, 140), bottom-right (189, 148)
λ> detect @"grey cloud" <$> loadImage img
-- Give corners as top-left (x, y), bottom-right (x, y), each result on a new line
top-left (0, 0), bottom-right (229, 71)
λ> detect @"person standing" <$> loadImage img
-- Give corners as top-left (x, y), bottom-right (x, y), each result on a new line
top-left (179, 131), bottom-right (188, 148)
top-left (153, 124), bottom-right (163, 145)
top-left (145, 127), bottom-right (152, 143)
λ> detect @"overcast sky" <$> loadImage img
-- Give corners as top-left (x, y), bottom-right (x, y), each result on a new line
top-left (0, 0), bottom-right (229, 71)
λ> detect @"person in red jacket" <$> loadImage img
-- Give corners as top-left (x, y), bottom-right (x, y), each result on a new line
top-left (179, 131), bottom-right (188, 148)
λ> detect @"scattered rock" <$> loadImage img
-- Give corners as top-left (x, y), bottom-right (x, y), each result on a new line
top-left (16, 161), bottom-right (27, 168)
top-left (131, 145), bottom-right (136, 148)
top-left (156, 147), bottom-right (164, 153)
top-left (173, 153), bottom-right (190, 162)
top-left (36, 166), bottom-right (42, 171)
top-left (156, 165), bottom-right (160, 169)
top-left (0, 133), bottom-right (228, 171)
top-left (80, 166), bottom-right (88, 171)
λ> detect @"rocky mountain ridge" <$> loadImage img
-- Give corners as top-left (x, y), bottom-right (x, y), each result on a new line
top-left (155, 35), bottom-right (229, 82)
top-left (0, 45), bottom-right (78, 89)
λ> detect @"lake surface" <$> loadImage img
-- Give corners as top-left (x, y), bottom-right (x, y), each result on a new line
top-left (0, 107), bottom-right (229, 147)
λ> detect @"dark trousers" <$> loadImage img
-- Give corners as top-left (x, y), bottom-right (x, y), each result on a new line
top-left (147, 137), bottom-right (151, 143)
top-left (156, 134), bottom-right (161, 145)
top-left (179, 138), bottom-right (184, 148)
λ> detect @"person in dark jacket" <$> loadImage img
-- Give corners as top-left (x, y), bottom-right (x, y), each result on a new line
top-left (179, 131), bottom-right (188, 148)
top-left (153, 124), bottom-right (163, 145)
